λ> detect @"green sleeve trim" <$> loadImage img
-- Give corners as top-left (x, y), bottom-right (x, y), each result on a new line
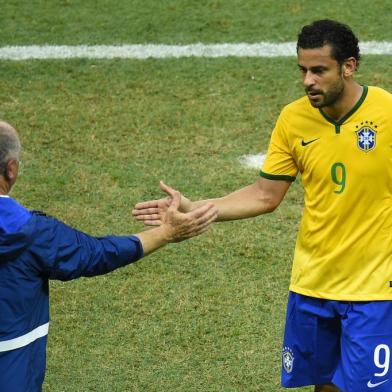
top-left (259, 171), bottom-right (296, 182)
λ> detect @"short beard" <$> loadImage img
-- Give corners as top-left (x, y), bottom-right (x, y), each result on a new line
top-left (308, 76), bottom-right (345, 109)
top-left (320, 83), bottom-right (344, 108)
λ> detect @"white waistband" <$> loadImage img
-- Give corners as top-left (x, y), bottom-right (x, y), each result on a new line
top-left (0, 322), bottom-right (49, 352)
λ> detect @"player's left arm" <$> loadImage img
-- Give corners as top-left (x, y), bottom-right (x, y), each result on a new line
top-left (190, 177), bottom-right (291, 221)
top-left (133, 178), bottom-right (291, 224)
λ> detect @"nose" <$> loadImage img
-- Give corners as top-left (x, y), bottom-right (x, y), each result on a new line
top-left (303, 71), bottom-right (315, 88)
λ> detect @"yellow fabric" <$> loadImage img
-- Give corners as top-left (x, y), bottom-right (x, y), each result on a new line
top-left (261, 86), bottom-right (392, 300)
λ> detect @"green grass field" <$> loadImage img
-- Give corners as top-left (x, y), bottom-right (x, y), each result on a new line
top-left (2, 2), bottom-right (392, 391)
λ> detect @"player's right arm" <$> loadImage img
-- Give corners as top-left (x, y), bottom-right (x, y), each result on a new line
top-left (132, 178), bottom-right (291, 224)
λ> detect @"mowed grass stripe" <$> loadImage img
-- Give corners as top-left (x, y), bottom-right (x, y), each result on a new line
top-left (2, 41), bottom-right (392, 59)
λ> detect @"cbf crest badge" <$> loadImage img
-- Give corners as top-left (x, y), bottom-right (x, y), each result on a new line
top-left (282, 347), bottom-right (294, 373)
top-left (356, 123), bottom-right (377, 152)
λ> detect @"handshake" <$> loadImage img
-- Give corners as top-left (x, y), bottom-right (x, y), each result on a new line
top-left (132, 181), bottom-right (218, 254)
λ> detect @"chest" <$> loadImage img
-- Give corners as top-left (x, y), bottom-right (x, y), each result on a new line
top-left (291, 117), bottom-right (392, 185)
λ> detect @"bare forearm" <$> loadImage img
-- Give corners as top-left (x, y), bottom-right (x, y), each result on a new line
top-left (190, 182), bottom-right (281, 221)
top-left (132, 178), bottom-right (289, 226)
top-left (134, 226), bottom-right (170, 256)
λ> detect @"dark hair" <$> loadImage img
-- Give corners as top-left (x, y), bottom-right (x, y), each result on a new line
top-left (297, 20), bottom-right (360, 67)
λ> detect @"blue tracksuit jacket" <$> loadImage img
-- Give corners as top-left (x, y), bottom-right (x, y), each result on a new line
top-left (0, 196), bottom-right (144, 391)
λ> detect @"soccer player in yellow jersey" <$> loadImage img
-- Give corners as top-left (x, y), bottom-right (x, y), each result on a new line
top-left (133, 20), bottom-right (392, 392)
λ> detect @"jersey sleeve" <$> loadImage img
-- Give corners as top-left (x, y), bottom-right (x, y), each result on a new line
top-left (260, 110), bottom-right (298, 181)
top-left (29, 214), bottom-right (144, 281)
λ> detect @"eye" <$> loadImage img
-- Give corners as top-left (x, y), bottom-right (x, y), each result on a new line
top-left (298, 66), bottom-right (306, 75)
top-left (312, 67), bottom-right (325, 75)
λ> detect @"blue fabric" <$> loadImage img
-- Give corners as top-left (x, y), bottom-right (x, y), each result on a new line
top-left (0, 197), bottom-right (144, 392)
top-left (282, 292), bottom-right (392, 391)
top-left (0, 196), bottom-right (31, 234)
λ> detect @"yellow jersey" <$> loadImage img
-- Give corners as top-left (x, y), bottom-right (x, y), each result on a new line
top-left (261, 86), bottom-right (392, 300)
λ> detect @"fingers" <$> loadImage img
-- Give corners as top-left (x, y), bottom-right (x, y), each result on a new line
top-left (191, 217), bottom-right (215, 236)
top-left (132, 201), bottom-right (164, 226)
top-left (132, 197), bottom-right (171, 227)
top-left (161, 181), bottom-right (189, 213)
top-left (188, 202), bottom-right (218, 220)
top-left (134, 200), bottom-right (160, 209)
top-left (132, 200), bottom-right (160, 213)
top-left (132, 207), bottom-right (160, 217)
top-left (168, 203), bottom-right (217, 242)
top-left (186, 204), bottom-right (218, 236)
top-left (142, 219), bottom-right (162, 226)
top-left (194, 204), bottom-right (218, 226)
top-left (178, 203), bottom-right (217, 231)
top-left (172, 219), bottom-right (214, 242)
top-left (132, 211), bottom-right (161, 221)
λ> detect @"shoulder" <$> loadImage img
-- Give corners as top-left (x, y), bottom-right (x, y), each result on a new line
top-left (0, 197), bottom-right (32, 234)
top-left (367, 85), bottom-right (392, 103)
top-left (274, 96), bottom-right (315, 134)
top-left (28, 213), bottom-right (81, 246)
top-left (279, 95), bottom-right (312, 120)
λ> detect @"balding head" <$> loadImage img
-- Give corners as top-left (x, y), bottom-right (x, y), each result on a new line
top-left (0, 121), bottom-right (21, 173)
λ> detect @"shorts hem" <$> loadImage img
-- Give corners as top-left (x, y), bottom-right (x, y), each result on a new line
top-left (282, 379), bottom-right (332, 388)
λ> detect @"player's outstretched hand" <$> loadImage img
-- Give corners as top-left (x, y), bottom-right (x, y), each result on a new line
top-left (132, 181), bottom-right (192, 226)
top-left (160, 189), bottom-right (217, 242)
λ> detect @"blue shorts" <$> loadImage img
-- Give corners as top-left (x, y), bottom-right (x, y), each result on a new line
top-left (282, 292), bottom-right (392, 391)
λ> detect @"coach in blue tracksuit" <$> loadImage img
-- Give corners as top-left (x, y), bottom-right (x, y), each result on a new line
top-left (0, 121), bottom-right (218, 391)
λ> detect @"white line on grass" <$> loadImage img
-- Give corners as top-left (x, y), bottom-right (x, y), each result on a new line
top-left (2, 42), bottom-right (388, 171)
top-left (0, 43), bottom-right (296, 60)
top-left (240, 154), bottom-right (266, 170)
top-left (1, 41), bottom-right (392, 60)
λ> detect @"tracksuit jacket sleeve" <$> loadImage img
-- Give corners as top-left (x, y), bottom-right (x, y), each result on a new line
top-left (29, 214), bottom-right (144, 280)
top-left (0, 204), bottom-right (146, 392)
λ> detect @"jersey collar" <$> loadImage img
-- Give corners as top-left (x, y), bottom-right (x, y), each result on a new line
top-left (319, 85), bottom-right (368, 134)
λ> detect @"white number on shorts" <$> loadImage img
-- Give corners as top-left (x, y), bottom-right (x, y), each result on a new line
top-left (374, 344), bottom-right (390, 377)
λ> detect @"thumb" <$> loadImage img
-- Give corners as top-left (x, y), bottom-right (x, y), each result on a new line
top-left (160, 181), bottom-right (176, 198)
top-left (168, 190), bottom-right (181, 210)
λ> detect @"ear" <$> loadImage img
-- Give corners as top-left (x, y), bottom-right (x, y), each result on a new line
top-left (342, 57), bottom-right (357, 78)
top-left (4, 159), bottom-right (19, 182)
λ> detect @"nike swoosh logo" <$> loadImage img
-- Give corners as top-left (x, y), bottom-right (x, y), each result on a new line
top-left (301, 138), bottom-right (320, 146)
top-left (367, 379), bottom-right (389, 388)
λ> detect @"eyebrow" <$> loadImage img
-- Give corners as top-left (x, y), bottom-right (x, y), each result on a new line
top-left (297, 64), bottom-right (328, 72)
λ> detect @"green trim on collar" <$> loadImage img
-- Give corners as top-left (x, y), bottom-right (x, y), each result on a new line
top-left (319, 85), bottom-right (368, 134)
top-left (260, 171), bottom-right (296, 182)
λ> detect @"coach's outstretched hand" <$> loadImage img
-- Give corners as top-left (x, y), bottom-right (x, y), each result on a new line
top-left (134, 184), bottom-right (217, 255)
top-left (132, 181), bottom-right (192, 226)
top-left (161, 187), bottom-right (217, 242)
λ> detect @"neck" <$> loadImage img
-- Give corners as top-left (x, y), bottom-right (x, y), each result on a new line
top-left (0, 179), bottom-right (11, 196)
top-left (322, 81), bottom-right (363, 122)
